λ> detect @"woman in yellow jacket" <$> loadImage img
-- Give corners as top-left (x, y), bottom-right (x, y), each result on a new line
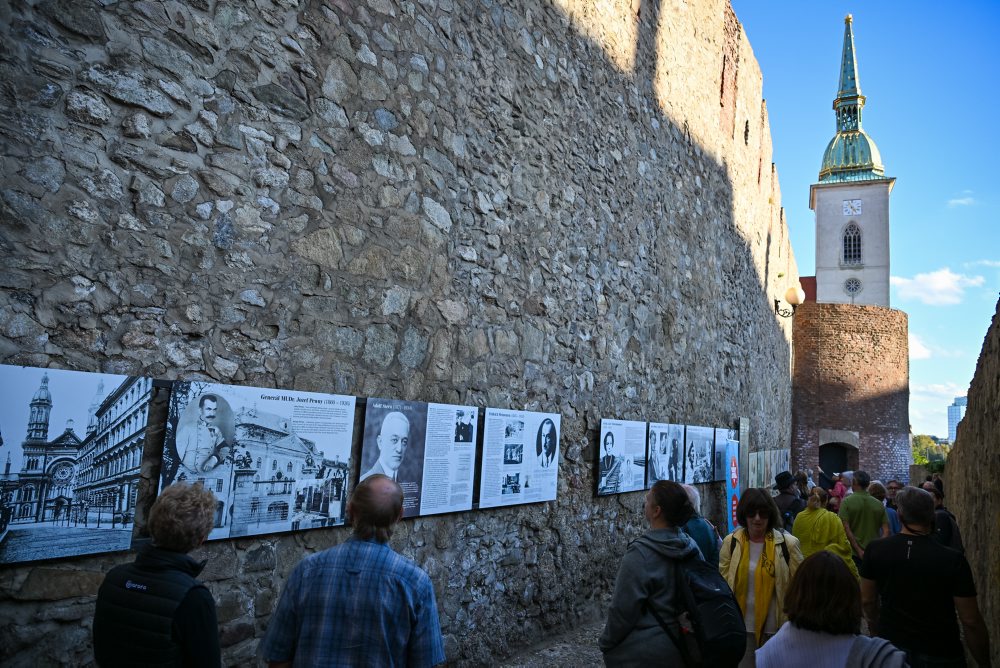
top-left (719, 488), bottom-right (804, 668)
top-left (791, 486), bottom-right (859, 579)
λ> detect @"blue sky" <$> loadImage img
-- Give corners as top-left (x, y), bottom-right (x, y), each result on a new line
top-left (732, 1), bottom-right (1000, 438)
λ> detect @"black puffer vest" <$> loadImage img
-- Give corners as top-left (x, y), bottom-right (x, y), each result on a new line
top-left (93, 545), bottom-right (207, 667)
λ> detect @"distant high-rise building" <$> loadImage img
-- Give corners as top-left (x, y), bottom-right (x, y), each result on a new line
top-left (947, 396), bottom-right (967, 442)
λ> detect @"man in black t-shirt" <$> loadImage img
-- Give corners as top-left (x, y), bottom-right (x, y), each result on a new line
top-left (860, 486), bottom-right (990, 667)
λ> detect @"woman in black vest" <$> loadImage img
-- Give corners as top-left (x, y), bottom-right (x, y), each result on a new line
top-left (93, 482), bottom-right (220, 667)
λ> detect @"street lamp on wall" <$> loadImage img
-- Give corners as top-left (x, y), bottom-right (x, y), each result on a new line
top-left (774, 286), bottom-right (805, 318)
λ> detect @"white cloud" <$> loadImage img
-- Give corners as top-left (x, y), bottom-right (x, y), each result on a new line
top-left (909, 333), bottom-right (931, 360)
top-left (911, 381), bottom-right (969, 401)
top-left (968, 259), bottom-right (1000, 268)
top-left (910, 381), bottom-right (970, 438)
top-left (947, 189), bottom-right (976, 207)
top-left (890, 268), bottom-right (985, 305)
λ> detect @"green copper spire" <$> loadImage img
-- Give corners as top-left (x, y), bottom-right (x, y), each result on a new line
top-left (838, 14), bottom-right (861, 99)
top-left (818, 15), bottom-right (886, 183)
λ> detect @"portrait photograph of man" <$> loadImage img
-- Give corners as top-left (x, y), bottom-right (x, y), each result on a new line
top-left (360, 400), bottom-right (427, 518)
top-left (454, 409), bottom-right (475, 443)
top-left (163, 388), bottom-right (236, 490)
top-left (162, 381), bottom-right (356, 541)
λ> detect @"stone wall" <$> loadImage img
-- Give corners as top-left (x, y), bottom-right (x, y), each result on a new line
top-left (0, 0), bottom-right (797, 665)
top-left (946, 298), bottom-right (999, 667)
top-left (790, 302), bottom-right (910, 483)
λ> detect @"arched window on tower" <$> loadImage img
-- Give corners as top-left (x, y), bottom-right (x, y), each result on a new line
top-left (843, 223), bottom-right (862, 265)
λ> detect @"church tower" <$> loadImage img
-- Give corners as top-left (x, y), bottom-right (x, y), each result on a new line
top-left (26, 373), bottom-right (53, 442)
top-left (809, 15), bottom-right (895, 306)
top-left (791, 16), bottom-right (910, 486)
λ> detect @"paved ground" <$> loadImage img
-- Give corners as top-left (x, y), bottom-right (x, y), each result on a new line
top-left (498, 617), bottom-right (605, 667)
top-left (0, 525), bottom-right (131, 562)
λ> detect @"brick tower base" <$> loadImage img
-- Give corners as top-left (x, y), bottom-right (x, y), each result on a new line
top-left (791, 302), bottom-right (911, 484)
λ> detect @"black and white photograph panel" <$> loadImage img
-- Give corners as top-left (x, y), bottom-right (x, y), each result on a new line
top-left (713, 428), bottom-right (738, 483)
top-left (0, 365), bottom-right (153, 564)
top-left (162, 381), bottom-right (355, 540)
top-left (501, 473), bottom-right (521, 495)
top-left (479, 408), bottom-right (561, 509)
top-left (596, 419), bottom-right (646, 496)
top-left (646, 423), bottom-right (684, 487)
top-left (683, 425), bottom-right (715, 484)
top-left (360, 399), bottom-right (428, 519)
top-left (454, 409), bottom-right (475, 443)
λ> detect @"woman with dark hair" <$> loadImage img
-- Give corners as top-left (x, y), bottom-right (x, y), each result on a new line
top-left (755, 552), bottom-right (907, 667)
top-left (719, 488), bottom-right (804, 667)
top-left (599, 480), bottom-right (701, 666)
top-left (791, 486), bottom-right (858, 579)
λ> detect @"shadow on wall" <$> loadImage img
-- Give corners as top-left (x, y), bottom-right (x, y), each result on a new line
top-left (0, 0), bottom-right (795, 665)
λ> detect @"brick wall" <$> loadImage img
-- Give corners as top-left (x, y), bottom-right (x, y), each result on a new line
top-left (790, 302), bottom-right (910, 483)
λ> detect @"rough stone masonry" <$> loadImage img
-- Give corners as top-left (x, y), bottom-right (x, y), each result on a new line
top-left (0, 0), bottom-right (798, 664)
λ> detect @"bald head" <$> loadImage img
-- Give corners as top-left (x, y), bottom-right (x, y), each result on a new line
top-left (349, 474), bottom-right (404, 542)
top-left (376, 411), bottom-right (410, 475)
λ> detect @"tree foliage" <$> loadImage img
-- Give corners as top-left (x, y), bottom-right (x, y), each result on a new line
top-left (912, 434), bottom-right (949, 470)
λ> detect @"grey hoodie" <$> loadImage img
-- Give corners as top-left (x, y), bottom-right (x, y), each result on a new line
top-left (599, 528), bottom-right (701, 667)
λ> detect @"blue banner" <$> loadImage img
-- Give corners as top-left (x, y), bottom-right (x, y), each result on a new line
top-left (725, 439), bottom-right (741, 534)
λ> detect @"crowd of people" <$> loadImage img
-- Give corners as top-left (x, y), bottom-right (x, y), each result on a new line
top-left (600, 471), bottom-right (991, 668)
top-left (88, 465), bottom-right (989, 667)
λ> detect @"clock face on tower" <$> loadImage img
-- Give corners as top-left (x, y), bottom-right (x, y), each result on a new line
top-left (842, 199), bottom-right (862, 215)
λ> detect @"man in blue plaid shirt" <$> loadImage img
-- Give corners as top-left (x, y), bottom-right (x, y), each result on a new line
top-left (260, 474), bottom-right (445, 667)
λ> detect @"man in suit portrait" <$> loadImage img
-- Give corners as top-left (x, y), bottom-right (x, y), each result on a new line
top-left (536, 418), bottom-right (557, 468)
top-left (361, 412), bottom-right (410, 483)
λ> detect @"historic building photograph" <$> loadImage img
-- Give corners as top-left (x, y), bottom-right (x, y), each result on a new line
top-left (0, 367), bottom-right (152, 564)
top-left (160, 381), bottom-right (355, 540)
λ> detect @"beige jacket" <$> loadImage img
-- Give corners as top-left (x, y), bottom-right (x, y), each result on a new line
top-left (718, 526), bottom-right (804, 630)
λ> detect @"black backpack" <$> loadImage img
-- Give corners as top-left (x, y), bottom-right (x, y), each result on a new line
top-left (649, 552), bottom-right (746, 667)
top-left (781, 497), bottom-right (806, 531)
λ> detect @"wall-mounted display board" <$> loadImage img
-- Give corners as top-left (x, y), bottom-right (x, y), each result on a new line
top-left (683, 425), bottom-right (716, 484)
top-left (745, 448), bottom-right (791, 490)
top-left (160, 381), bottom-right (355, 540)
top-left (724, 438), bottom-right (741, 534)
top-left (596, 419), bottom-right (646, 495)
top-left (479, 408), bottom-right (560, 509)
top-left (748, 451), bottom-right (760, 489)
top-left (0, 365), bottom-right (153, 564)
top-left (360, 399), bottom-right (478, 518)
top-left (713, 428), bottom-right (738, 483)
top-left (647, 422), bottom-right (685, 487)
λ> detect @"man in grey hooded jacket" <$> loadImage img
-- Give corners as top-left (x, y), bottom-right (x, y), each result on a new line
top-left (599, 480), bottom-right (701, 666)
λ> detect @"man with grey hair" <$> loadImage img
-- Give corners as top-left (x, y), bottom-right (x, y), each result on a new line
top-left (680, 484), bottom-right (719, 568)
top-left (838, 469), bottom-right (888, 570)
top-left (861, 486), bottom-right (990, 666)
